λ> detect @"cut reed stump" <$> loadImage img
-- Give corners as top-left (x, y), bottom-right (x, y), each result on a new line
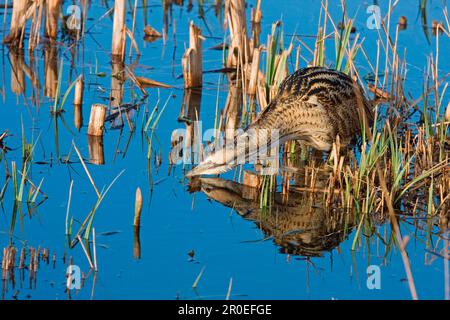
top-left (45, 0), bottom-right (61, 40)
top-left (111, 0), bottom-right (126, 62)
top-left (3, 0), bottom-right (30, 46)
top-left (182, 22), bottom-right (203, 88)
top-left (88, 135), bottom-right (105, 165)
top-left (87, 104), bottom-right (107, 136)
top-left (225, 0), bottom-right (250, 68)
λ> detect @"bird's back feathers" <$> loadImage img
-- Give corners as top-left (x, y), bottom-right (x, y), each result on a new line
top-left (187, 67), bottom-right (373, 177)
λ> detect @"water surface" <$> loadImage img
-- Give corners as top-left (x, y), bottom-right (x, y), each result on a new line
top-left (0, 0), bottom-right (449, 300)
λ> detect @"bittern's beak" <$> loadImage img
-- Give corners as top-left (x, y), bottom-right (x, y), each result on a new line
top-left (186, 161), bottom-right (233, 177)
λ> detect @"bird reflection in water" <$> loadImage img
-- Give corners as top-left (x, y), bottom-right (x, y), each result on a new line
top-left (189, 172), bottom-right (354, 257)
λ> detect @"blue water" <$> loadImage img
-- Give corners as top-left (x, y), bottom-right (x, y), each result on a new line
top-left (0, 0), bottom-right (448, 300)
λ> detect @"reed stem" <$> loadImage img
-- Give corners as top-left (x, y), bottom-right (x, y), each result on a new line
top-left (111, 0), bottom-right (126, 61)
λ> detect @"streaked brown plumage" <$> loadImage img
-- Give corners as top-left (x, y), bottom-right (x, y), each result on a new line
top-left (188, 67), bottom-right (373, 176)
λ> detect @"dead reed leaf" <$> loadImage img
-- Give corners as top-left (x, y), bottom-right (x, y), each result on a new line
top-left (144, 25), bottom-right (162, 38)
top-left (135, 76), bottom-right (172, 88)
top-left (126, 27), bottom-right (140, 56)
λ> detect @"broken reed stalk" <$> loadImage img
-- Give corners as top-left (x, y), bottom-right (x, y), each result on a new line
top-left (111, 0), bottom-right (126, 62)
top-left (182, 22), bottom-right (203, 88)
top-left (251, 0), bottom-right (262, 24)
top-left (125, 26), bottom-right (140, 56)
top-left (226, 0), bottom-right (250, 67)
top-left (45, 0), bottom-right (61, 40)
top-left (128, 0), bottom-right (138, 58)
top-left (74, 75), bottom-right (84, 106)
top-left (248, 46), bottom-right (261, 96)
top-left (445, 102), bottom-right (450, 121)
top-left (87, 104), bottom-right (106, 136)
top-left (3, 0), bottom-right (29, 46)
top-left (134, 187), bottom-right (142, 227)
top-left (29, 0), bottom-right (45, 51)
top-left (77, 235), bottom-right (94, 269)
top-left (73, 75), bottom-right (84, 131)
top-left (74, 75), bottom-right (84, 131)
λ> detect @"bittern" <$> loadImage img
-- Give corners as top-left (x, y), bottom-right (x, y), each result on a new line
top-left (187, 67), bottom-right (373, 176)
